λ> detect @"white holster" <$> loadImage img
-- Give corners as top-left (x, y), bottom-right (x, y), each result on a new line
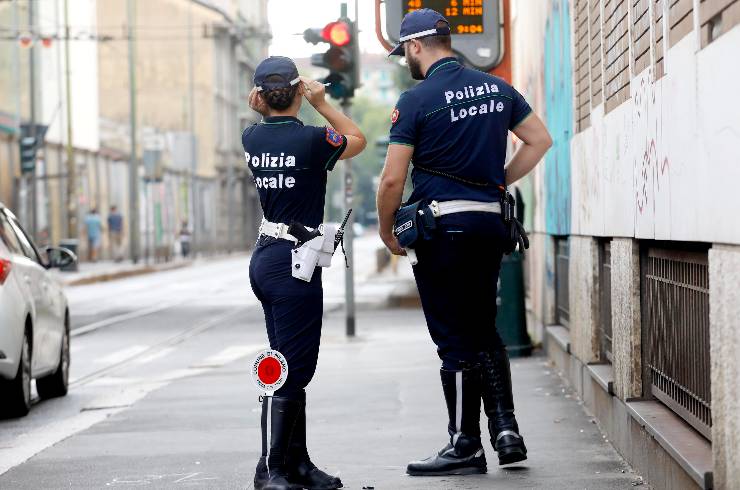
top-left (290, 224), bottom-right (337, 282)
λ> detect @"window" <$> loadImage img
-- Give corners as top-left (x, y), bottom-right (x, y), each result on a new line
top-left (699, 0), bottom-right (740, 47)
top-left (604, 0), bottom-right (631, 112)
top-left (555, 237), bottom-right (570, 327)
top-left (632, 0), bottom-right (651, 76)
top-left (574, 0), bottom-right (592, 131)
top-left (0, 213), bottom-right (24, 255)
top-left (654, 0), bottom-right (666, 78)
top-left (641, 245), bottom-right (711, 440)
top-left (599, 240), bottom-right (613, 362)
top-left (668, 0), bottom-right (694, 46)
top-left (7, 217), bottom-right (42, 265)
top-left (590, 0), bottom-right (604, 106)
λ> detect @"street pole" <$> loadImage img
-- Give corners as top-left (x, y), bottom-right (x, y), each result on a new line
top-left (28, 0), bottom-right (37, 238)
top-left (341, 99), bottom-right (356, 337)
top-left (226, 31), bottom-right (235, 254)
top-left (187, 1), bottom-right (198, 256)
top-left (63, 0), bottom-right (76, 241)
top-left (145, 181), bottom-right (151, 265)
top-left (11, 0), bottom-right (21, 214)
top-left (127, 0), bottom-right (140, 263)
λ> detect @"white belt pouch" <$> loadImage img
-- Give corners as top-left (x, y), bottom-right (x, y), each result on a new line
top-left (290, 224), bottom-right (337, 282)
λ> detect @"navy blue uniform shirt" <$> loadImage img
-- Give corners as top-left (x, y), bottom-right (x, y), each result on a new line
top-left (242, 116), bottom-right (347, 229)
top-left (389, 57), bottom-right (532, 203)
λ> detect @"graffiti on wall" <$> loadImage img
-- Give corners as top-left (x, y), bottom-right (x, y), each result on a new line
top-left (543, 0), bottom-right (573, 235)
top-left (633, 70), bottom-right (670, 217)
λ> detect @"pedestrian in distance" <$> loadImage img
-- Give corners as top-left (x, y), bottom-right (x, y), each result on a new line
top-left (179, 220), bottom-right (192, 258)
top-left (107, 205), bottom-right (124, 262)
top-left (244, 56), bottom-right (366, 490)
top-left (377, 9), bottom-right (553, 477)
top-left (84, 208), bottom-right (103, 262)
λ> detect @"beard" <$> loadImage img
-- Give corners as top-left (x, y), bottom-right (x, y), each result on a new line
top-left (407, 52), bottom-right (425, 80)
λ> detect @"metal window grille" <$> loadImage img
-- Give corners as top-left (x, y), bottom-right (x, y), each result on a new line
top-left (642, 246), bottom-right (711, 440)
top-left (632, 0), bottom-right (652, 75)
top-left (555, 238), bottom-right (570, 327)
top-left (669, 0), bottom-right (694, 46)
top-left (599, 240), bottom-right (613, 362)
top-left (604, 0), bottom-right (631, 112)
top-left (654, 0), bottom-right (666, 78)
top-left (574, 0), bottom-right (592, 131)
top-left (590, 0), bottom-right (603, 106)
top-left (699, 0), bottom-right (740, 48)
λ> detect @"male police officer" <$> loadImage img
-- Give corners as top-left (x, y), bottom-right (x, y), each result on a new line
top-left (377, 9), bottom-right (552, 476)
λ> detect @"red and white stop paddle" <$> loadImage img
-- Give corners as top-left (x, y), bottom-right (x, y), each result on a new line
top-left (251, 349), bottom-right (288, 396)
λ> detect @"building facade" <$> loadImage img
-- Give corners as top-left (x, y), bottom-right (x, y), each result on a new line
top-left (0, 0), bottom-right (269, 260)
top-left (511, 1), bottom-right (740, 488)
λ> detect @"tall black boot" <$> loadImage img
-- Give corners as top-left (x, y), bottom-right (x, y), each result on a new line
top-left (480, 348), bottom-right (527, 465)
top-left (254, 396), bottom-right (303, 490)
top-left (407, 367), bottom-right (487, 476)
top-left (287, 396), bottom-right (343, 490)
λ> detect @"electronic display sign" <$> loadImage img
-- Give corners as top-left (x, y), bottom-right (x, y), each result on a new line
top-left (404, 0), bottom-right (484, 35)
top-left (386, 0), bottom-right (502, 71)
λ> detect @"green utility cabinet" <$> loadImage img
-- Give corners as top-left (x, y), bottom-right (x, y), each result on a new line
top-left (495, 252), bottom-right (532, 357)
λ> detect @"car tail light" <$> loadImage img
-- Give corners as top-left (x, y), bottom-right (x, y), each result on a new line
top-left (0, 258), bottom-right (11, 285)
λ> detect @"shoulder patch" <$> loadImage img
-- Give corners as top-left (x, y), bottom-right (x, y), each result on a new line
top-left (391, 108), bottom-right (400, 124)
top-left (325, 127), bottom-right (342, 147)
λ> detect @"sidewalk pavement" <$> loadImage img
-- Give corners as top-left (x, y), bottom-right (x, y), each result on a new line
top-left (6, 306), bottom-right (644, 489)
top-left (293, 308), bottom-right (643, 489)
top-left (54, 258), bottom-right (193, 286)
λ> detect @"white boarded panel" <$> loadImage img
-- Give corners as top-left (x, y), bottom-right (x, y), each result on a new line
top-left (661, 36), bottom-right (705, 242)
top-left (601, 102), bottom-right (636, 237)
top-left (695, 26), bottom-right (740, 245)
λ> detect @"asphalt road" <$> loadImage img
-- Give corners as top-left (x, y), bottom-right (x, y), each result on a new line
top-left (0, 240), bottom-right (644, 489)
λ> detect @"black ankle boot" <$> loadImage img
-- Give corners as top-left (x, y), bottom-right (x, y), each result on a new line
top-left (407, 367), bottom-right (487, 476)
top-left (288, 396), bottom-right (342, 490)
top-left (480, 348), bottom-right (527, 465)
top-left (254, 396), bottom-right (303, 490)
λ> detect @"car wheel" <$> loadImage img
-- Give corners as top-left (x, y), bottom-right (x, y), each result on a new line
top-left (37, 327), bottom-right (69, 399)
top-left (1, 331), bottom-right (32, 417)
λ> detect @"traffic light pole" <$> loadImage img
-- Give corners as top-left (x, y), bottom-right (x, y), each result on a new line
top-left (341, 99), bottom-right (356, 338)
top-left (127, 0), bottom-right (140, 264)
top-left (63, 0), bottom-right (77, 241)
top-left (28, 0), bottom-right (37, 239)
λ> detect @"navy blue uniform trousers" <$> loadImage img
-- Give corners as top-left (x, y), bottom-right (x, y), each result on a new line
top-left (249, 237), bottom-right (323, 399)
top-left (412, 213), bottom-right (508, 371)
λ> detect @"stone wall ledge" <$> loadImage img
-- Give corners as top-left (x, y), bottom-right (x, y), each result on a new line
top-left (626, 400), bottom-right (713, 489)
top-left (545, 326), bottom-right (714, 489)
top-left (586, 363), bottom-right (614, 395)
top-left (545, 325), bottom-right (571, 354)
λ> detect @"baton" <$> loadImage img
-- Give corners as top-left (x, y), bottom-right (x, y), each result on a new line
top-left (334, 209), bottom-right (352, 251)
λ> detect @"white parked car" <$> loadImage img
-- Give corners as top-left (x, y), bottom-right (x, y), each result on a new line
top-left (0, 203), bottom-right (76, 417)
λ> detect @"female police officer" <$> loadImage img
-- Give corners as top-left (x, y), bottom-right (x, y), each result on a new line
top-left (244, 56), bottom-right (366, 490)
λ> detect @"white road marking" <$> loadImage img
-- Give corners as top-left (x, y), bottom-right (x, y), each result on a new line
top-left (0, 368), bottom-right (214, 476)
top-left (0, 381), bottom-right (166, 476)
top-left (190, 344), bottom-right (261, 368)
top-left (94, 345), bottom-right (149, 365)
top-left (0, 306), bottom-right (247, 477)
top-left (132, 347), bottom-right (176, 365)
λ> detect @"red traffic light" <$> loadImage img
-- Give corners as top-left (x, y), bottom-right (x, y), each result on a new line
top-left (322, 21), bottom-right (351, 47)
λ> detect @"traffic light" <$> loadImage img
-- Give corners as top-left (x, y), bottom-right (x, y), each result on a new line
top-left (303, 18), bottom-right (359, 100)
top-left (19, 124), bottom-right (47, 174)
top-left (19, 134), bottom-right (38, 174)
